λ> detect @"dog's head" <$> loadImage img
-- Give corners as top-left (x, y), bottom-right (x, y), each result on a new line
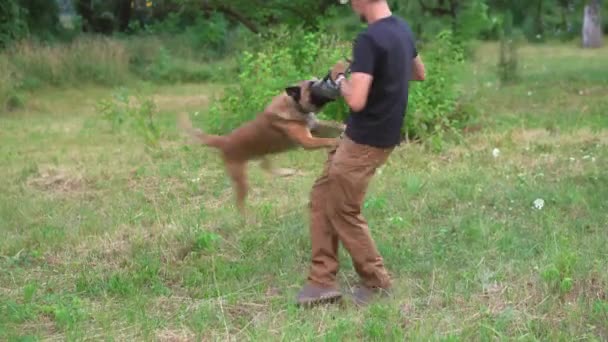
top-left (284, 79), bottom-right (336, 114)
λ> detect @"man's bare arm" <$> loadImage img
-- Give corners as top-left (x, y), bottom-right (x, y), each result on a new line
top-left (411, 55), bottom-right (426, 81)
top-left (338, 72), bottom-right (373, 112)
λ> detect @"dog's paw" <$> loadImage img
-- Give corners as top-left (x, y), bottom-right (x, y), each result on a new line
top-left (272, 168), bottom-right (298, 177)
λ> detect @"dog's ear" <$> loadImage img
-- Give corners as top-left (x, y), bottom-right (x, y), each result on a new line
top-left (285, 86), bottom-right (301, 102)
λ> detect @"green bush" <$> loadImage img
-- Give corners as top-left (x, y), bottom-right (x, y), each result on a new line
top-left (97, 87), bottom-right (160, 148)
top-left (202, 26), bottom-right (350, 134)
top-left (406, 31), bottom-right (469, 151)
top-left (0, 0), bottom-right (28, 49)
top-left (202, 28), bottom-right (475, 151)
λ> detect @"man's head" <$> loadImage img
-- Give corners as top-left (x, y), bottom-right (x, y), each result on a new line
top-left (349, 0), bottom-right (387, 23)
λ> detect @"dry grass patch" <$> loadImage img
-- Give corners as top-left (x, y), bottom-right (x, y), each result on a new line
top-left (26, 165), bottom-right (88, 196)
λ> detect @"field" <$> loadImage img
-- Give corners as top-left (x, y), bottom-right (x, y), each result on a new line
top-left (1, 42), bottom-right (607, 341)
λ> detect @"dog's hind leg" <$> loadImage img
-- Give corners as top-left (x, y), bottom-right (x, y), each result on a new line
top-left (260, 157), bottom-right (297, 177)
top-left (225, 160), bottom-right (248, 215)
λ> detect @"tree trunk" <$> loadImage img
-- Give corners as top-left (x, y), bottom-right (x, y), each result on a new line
top-left (582, 0), bottom-right (603, 48)
top-left (116, 0), bottom-right (132, 32)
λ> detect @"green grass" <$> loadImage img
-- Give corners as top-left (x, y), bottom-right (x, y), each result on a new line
top-left (1, 42), bottom-right (607, 341)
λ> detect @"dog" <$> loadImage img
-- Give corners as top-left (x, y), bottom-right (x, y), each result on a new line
top-left (178, 75), bottom-right (347, 215)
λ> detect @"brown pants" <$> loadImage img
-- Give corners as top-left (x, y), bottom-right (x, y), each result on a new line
top-left (307, 136), bottom-right (394, 289)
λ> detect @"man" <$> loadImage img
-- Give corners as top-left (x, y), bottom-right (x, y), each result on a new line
top-left (297, 0), bottom-right (426, 307)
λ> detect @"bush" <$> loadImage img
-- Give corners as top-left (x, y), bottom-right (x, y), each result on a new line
top-left (202, 28), bottom-right (475, 151)
top-left (97, 87), bottom-right (160, 148)
top-left (202, 26), bottom-right (351, 134)
top-left (406, 30), bottom-right (469, 151)
top-left (143, 10), bottom-right (235, 60)
top-left (0, 0), bottom-right (28, 48)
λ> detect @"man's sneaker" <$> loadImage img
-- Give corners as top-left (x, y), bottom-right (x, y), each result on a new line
top-left (351, 285), bottom-right (392, 306)
top-left (296, 283), bottom-right (342, 307)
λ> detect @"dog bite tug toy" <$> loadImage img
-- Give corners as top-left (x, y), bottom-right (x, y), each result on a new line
top-left (310, 63), bottom-right (352, 101)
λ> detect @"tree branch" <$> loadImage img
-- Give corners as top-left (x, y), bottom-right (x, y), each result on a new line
top-left (201, 4), bottom-right (260, 33)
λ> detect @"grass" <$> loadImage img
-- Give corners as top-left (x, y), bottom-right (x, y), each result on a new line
top-left (1, 41), bottom-right (607, 341)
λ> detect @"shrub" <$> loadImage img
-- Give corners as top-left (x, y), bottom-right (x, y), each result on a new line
top-left (97, 87), bottom-right (160, 148)
top-left (0, 0), bottom-right (28, 49)
top-left (202, 26), bottom-right (351, 134)
top-left (402, 30), bottom-right (473, 151)
top-left (202, 28), bottom-right (475, 151)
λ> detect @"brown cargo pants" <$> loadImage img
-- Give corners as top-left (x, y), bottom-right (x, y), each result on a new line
top-left (307, 135), bottom-right (394, 290)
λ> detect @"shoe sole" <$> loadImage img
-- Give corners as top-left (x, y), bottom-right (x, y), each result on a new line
top-left (296, 294), bottom-right (343, 308)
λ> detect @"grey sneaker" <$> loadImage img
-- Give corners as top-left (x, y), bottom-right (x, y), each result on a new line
top-left (352, 285), bottom-right (392, 306)
top-left (296, 283), bottom-right (342, 307)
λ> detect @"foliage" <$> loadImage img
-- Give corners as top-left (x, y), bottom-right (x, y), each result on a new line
top-left (454, 0), bottom-right (495, 41)
top-left (406, 31), bottom-right (470, 151)
top-left (202, 27), bottom-right (350, 135)
top-left (18, 0), bottom-right (62, 39)
top-left (202, 27), bottom-right (476, 150)
top-left (0, 0), bottom-right (28, 48)
top-left (1, 42), bottom-right (608, 340)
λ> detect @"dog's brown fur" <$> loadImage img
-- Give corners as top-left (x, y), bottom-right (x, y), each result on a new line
top-left (178, 79), bottom-right (346, 215)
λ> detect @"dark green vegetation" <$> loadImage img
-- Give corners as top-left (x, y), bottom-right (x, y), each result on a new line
top-left (1, 0), bottom-right (607, 340)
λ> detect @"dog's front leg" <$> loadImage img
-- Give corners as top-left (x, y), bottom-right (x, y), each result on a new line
top-left (276, 122), bottom-right (338, 150)
top-left (311, 120), bottom-right (346, 138)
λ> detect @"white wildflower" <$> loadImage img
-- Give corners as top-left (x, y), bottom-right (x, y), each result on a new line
top-left (492, 148), bottom-right (500, 158)
top-left (582, 155), bottom-right (591, 160)
top-left (533, 198), bottom-right (545, 210)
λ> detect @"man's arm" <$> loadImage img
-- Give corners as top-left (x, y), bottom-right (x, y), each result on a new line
top-left (337, 73), bottom-right (372, 112)
top-left (412, 55), bottom-right (426, 81)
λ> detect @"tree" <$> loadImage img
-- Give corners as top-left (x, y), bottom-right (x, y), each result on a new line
top-left (582, 0), bottom-right (603, 47)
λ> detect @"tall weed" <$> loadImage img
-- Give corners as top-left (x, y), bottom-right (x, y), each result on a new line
top-left (0, 55), bottom-right (23, 111)
top-left (9, 36), bottom-right (130, 88)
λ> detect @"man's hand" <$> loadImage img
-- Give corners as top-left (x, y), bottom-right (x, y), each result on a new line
top-left (330, 60), bottom-right (350, 81)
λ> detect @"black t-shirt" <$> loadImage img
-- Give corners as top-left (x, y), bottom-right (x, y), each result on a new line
top-left (345, 15), bottom-right (418, 148)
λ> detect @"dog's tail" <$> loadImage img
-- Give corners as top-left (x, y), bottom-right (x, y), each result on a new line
top-left (177, 112), bottom-right (226, 150)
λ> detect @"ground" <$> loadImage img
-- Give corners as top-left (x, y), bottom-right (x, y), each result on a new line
top-left (1, 42), bottom-right (607, 341)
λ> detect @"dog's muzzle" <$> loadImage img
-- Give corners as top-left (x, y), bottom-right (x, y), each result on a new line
top-left (310, 76), bottom-right (341, 101)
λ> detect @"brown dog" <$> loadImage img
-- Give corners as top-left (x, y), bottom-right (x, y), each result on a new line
top-left (178, 78), bottom-right (346, 214)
